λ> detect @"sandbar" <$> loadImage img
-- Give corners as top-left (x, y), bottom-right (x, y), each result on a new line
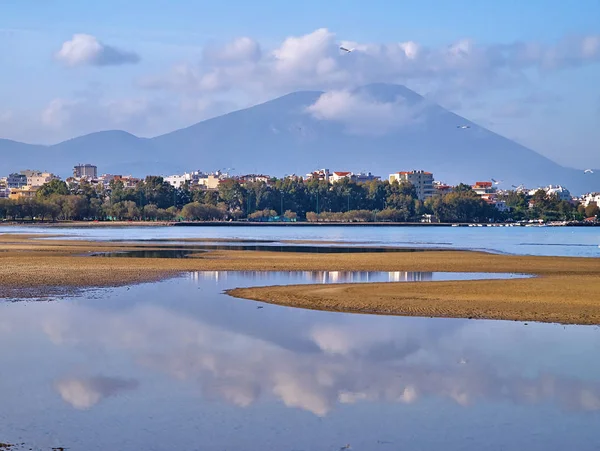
top-left (2, 234), bottom-right (600, 325)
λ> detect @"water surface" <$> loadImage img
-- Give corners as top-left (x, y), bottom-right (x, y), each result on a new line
top-left (2, 225), bottom-right (599, 257)
top-left (1, 272), bottom-right (598, 450)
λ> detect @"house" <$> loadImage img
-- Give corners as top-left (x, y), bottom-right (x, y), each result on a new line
top-left (330, 171), bottom-right (352, 183)
top-left (433, 181), bottom-right (453, 196)
top-left (389, 170), bottom-right (435, 201)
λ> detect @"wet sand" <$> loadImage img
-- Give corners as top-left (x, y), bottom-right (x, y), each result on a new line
top-left (2, 234), bottom-right (600, 324)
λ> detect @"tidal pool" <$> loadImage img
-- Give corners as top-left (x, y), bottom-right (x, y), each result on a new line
top-left (0, 271), bottom-right (598, 450)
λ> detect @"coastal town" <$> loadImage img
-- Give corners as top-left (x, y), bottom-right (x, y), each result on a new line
top-left (1, 164), bottom-right (599, 224)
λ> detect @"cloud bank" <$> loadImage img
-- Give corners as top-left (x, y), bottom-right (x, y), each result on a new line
top-left (142, 28), bottom-right (600, 96)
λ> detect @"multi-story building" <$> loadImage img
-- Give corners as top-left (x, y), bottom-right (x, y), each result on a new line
top-left (472, 181), bottom-right (496, 196)
top-left (73, 164), bottom-right (98, 179)
top-left (582, 193), bottom-right (600, 207)
top-left (389, 170), bottom-right (435, 201)
top-left (7, 173), bottom-right (27, 189)
top-left (306, 169), bottom-right (330, 182)
top-left (165, 173), bottom-right (192, 189)
top-left (545, 185), bottom-right (572, 202)
top-left (353, 172), bottom-right (380, 183)
top-left (238, 174), bottom-right (271, 184)
top-left (9, 186), bottom-right (39, 199)
top-left (22, 171), bottom-right (59, 187)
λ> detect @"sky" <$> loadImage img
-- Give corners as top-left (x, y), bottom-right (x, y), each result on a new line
top-left (1, 0), bottom-right (600, 168)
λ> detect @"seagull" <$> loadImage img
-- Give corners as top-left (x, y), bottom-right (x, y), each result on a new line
top-left (584, 169), bottom-right (594, 174)
top-left (339, 46), bottom-right (354, 53)
top-left (457, 125), bottom-right (470, 129)
top-left (492, 178), bottom-right (503, 185)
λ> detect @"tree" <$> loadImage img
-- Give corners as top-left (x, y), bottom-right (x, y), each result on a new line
top-left (143, 204), bottom-right (159, 220)
top-left (284, 210), bottom-right (297, 221)
top-left (585, 202), bottom-right (599, 218)
top-left (218, 179), bottom-right (246, 214)
top-left (37, 179), bottom-right (69, 198)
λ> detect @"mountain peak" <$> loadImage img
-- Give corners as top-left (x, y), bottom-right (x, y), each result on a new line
top-left (0, 83), bottom-right (597, 193)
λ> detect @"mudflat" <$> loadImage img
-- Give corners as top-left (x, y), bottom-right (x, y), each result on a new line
top-left (2, 233), bottom-right (600, 325)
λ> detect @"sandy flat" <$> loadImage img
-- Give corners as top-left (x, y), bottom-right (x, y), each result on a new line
top-left (2, 234), bottom-right (600, 324)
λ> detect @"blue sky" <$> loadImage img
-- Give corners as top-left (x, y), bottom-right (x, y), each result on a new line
top-left (1, 0), bottom-right (600, 168)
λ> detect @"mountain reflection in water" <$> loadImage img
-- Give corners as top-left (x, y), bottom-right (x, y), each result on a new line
top-left (0, 272), bottom-right (598, 450)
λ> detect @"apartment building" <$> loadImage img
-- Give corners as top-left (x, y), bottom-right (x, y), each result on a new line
top-left (73, 164), bottom-right (98, 179)
top-left (21, 171), bottom-right (59, 187)
top-left (7, 173), bottom-right (27, 189)
top-left (9, 185), bottom-right (40, 199)
top-left (389, 170), bottom-right (435, 201)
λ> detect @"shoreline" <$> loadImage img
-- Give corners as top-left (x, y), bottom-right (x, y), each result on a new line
top-left (1, 220), bottom-right (598, 228)
top-left (2, 234), bottom-right (600, 325)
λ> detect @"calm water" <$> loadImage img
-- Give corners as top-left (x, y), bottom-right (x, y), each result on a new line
top-left (1, 272), bottom-right (599, 450)
top-left (1, 225), bottom-right (600, 257)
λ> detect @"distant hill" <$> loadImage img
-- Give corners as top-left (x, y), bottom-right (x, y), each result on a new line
top-left (0, 83), bottom-right (598, 194)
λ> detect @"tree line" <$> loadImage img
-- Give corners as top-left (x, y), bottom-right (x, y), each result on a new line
top-left (0, 176), bottom-right (597, 223)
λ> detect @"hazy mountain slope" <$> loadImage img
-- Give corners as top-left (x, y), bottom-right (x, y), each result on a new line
top-left (0, 84), bottom-right (598, 193)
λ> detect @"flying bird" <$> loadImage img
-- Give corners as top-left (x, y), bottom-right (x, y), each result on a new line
top-left (457, 125), bottom-right (470, 129)
top-left (584, 169), bottom-right (594, 174)
top-left (492, 178), bottom-right (503, 185)
top-left (339, 46), bottom-right (354, 53)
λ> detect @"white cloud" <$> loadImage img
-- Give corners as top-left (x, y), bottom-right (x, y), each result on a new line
top-left (141, 29), bottom-right (600, 96)
top-left (54, 376), bottom-right (138, 410)
top-left (306, 90), bottom-right (425, 134)
top-left (55, 34), bottom-right (140, 67)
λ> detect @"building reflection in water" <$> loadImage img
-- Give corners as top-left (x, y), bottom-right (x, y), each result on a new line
top-left (189, 270), bottom-right (434, 284)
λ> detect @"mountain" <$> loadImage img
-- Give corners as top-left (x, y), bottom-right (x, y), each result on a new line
top-left (0, 83), bottom-right (598, 194)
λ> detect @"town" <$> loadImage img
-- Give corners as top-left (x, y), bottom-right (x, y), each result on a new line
top-left (0, 164), bottom-right (599, 224)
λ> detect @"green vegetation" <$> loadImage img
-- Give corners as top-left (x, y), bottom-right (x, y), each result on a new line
top-left (0, 176), bottom-right (594, 223)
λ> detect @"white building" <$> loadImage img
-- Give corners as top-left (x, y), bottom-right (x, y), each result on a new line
top-left (545, 185), bottom-right (571, 202)
top-left (329, 171), bottom-right (353, 183)
top-left (389, 170), bottom-right (435, 201)
top-left (582, 193), bottom-right (600, 207)
top-left (164, 173), bottom-right (193, 189)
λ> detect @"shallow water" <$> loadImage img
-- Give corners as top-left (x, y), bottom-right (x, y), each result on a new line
top-left (1, 271), bottom-right (598, 450)
top-left (2, 224), bottom-right (599, 257)
top-left (89, 245), bottom-right (447, 259)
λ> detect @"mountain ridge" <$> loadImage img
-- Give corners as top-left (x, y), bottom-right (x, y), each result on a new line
top-left (0, 83), bottom-right (597, 194)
